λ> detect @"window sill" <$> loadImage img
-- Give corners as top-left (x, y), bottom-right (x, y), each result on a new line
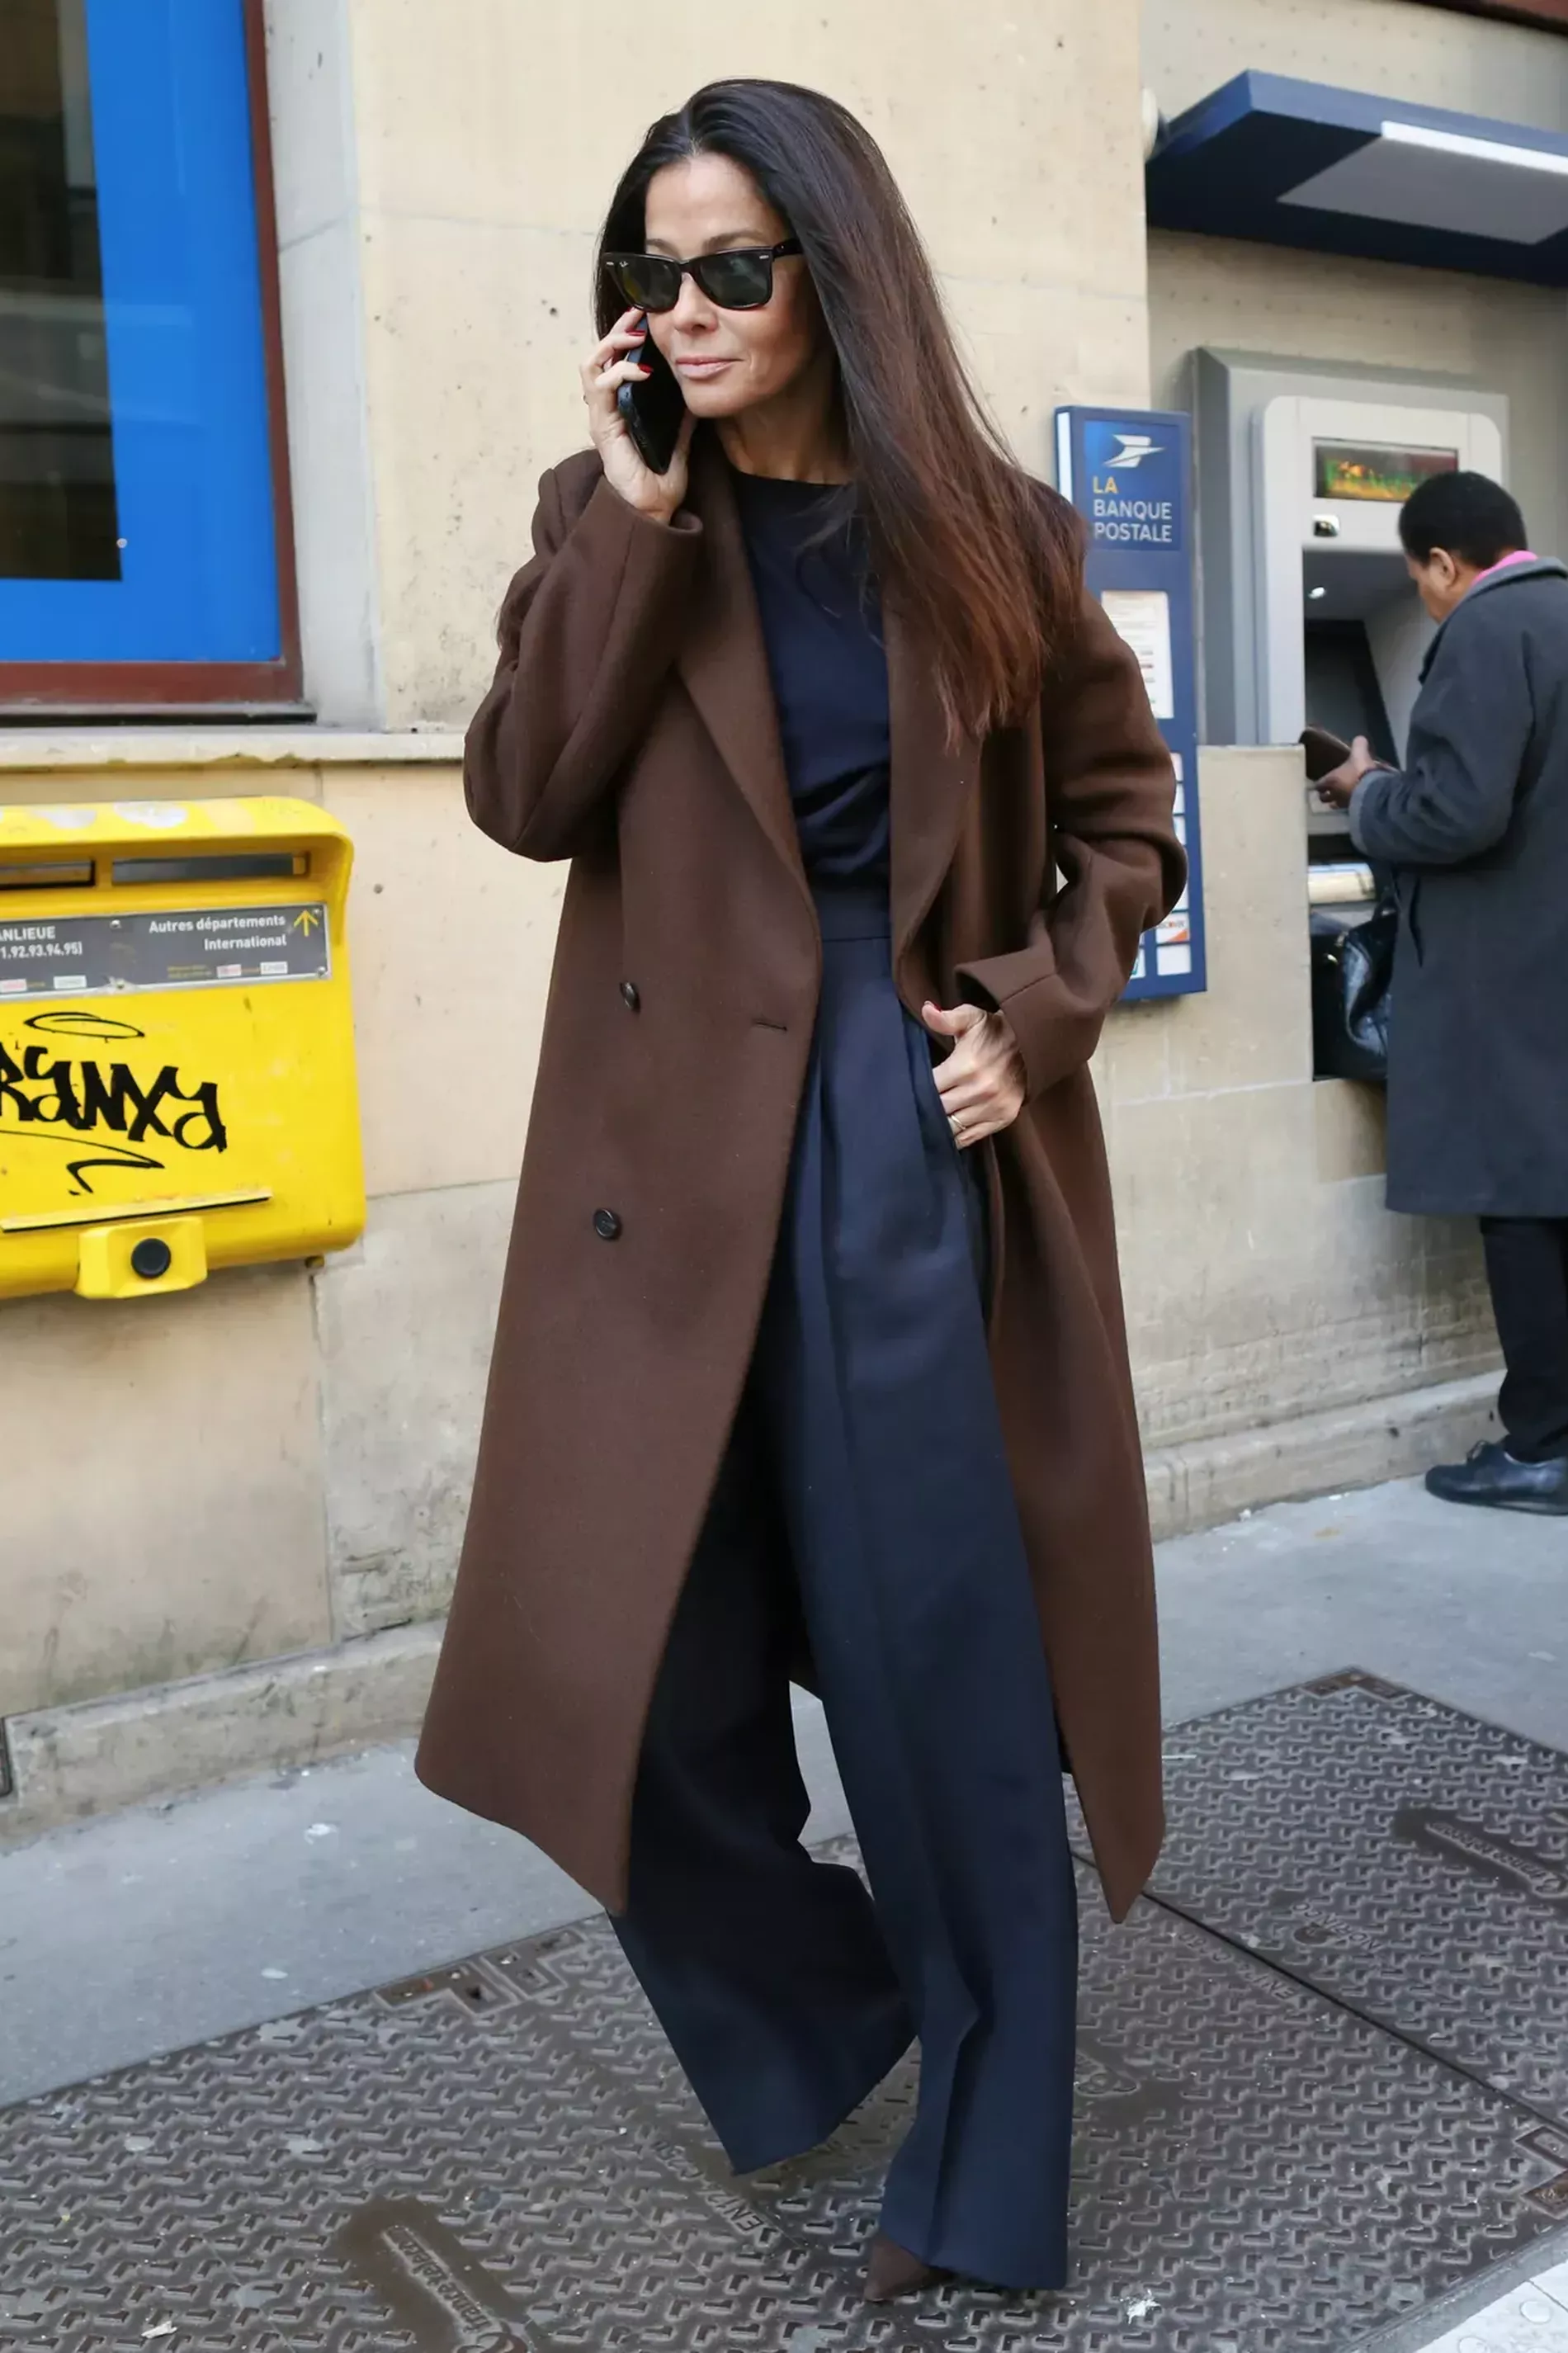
top-left (0, 728), bottom-right (465, 775)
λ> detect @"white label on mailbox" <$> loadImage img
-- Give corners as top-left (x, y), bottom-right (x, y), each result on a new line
top-left (0, 905), bottom-right (330, 999)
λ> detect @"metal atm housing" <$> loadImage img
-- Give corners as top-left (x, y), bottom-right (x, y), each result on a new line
top-left (1191, 351), bottom-right (1508, 832)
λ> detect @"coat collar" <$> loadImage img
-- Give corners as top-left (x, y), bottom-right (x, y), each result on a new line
top-left (676, 436), bottom-right (805, 906)
top-left (1419, 555), bottom-right (1568, 680)
top-left (1463, 553), bottom-right (1567, 602)
top-left (676, 431), bottom-right (976, 962)
top-left (885, 604), bottom-right (976, 973)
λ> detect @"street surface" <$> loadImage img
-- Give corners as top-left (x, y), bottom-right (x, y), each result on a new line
top-left (3, 1473), bottom-right (1562, 2109)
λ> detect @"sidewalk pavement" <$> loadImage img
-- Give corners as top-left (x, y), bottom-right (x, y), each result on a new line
top-left (2, 1472), bottom-right (1561, 2110)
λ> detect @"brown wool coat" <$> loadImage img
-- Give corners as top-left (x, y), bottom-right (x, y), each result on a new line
top-left (416, 433), bottom-right (1186, 1924)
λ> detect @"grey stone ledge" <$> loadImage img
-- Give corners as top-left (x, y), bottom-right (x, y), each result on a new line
top-left (0, 1622), bottom-right (443, 1850)
top-left (0, 729), bottom-right (465, 773)
top-left (1145, 1368), bottom-right (1499, 1542)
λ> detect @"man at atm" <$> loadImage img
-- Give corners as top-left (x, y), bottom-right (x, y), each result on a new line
top-left (1320, 471), bottom-right (1568, 1518)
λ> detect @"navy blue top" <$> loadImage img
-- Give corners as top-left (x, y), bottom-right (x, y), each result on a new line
top-left (730, 470), bottom-right (890, 887)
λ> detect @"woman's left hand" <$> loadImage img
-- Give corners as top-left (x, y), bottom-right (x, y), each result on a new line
top-left (920, 1000), bottom-right (1027, 1149)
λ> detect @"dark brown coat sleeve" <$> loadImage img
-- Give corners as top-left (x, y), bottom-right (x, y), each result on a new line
top-left (464, 460), bottom-right (704, 860)
top-left (959, 592), bottom-right (1186, 1098)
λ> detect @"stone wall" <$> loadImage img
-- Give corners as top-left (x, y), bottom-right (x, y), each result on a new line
top-left (1098, 750), bottom-right (1495, 1505)
top-left (262, 0), bottom-right (1155, 728)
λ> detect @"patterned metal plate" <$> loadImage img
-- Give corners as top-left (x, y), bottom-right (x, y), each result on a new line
top-left (1136, 1672), bottom-right (1568, 2134)
top-left (1, 1852), bottom-right (1564, 2352)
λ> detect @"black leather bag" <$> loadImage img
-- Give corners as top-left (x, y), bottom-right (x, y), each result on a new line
top-left (1310, 889), bottom-right (1396, 1083)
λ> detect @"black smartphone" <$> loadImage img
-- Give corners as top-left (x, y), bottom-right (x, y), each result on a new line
top-left (616, 324), bottom-right (687, 476)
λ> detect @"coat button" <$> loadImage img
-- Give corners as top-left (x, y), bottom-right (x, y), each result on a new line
top-left (593, 1207), bottom-right (622, 1241)
top-left (620, 980), bottom-right (640, 1011)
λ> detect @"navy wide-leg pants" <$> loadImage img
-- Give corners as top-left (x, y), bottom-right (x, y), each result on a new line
top-left (611, 887), bottom-right (1079, 2291)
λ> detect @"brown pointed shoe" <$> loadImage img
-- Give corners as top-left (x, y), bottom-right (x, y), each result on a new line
top-left (862, 2232), bottom-right (952, 2303)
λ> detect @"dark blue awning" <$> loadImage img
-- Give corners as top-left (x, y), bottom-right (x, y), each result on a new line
top-left (1147, 71), bottom-right (1568, 285)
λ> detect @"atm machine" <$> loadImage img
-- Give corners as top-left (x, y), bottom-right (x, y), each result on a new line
top-left (1191, 352), bottom-right (1508, 1065)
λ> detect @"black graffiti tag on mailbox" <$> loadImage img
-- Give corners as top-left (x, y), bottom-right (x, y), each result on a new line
top-left (0, 1041), bottom-right (227, 1193)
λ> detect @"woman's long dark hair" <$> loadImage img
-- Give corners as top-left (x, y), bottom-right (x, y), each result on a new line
top-left (596, 81), bottom-right (1084, 740)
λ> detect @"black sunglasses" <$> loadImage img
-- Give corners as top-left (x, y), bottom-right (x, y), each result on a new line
top-left (603, 239), bottom-right (803, 314)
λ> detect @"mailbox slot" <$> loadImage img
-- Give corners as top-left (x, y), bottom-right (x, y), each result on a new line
top-left (4, 860), bottom-right (96, 890)
top-left (110, 853), bottom-right (308, 885)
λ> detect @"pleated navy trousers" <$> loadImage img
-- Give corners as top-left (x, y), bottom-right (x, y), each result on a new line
top-left (611, 885), bottom-right (1079, 2290)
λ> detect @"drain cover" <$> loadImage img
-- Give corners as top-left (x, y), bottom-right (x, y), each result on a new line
top-left (1140, 1672), bottom-right (1568, 2136)
top-left (0, 1858), bottom-right (1561, 2351)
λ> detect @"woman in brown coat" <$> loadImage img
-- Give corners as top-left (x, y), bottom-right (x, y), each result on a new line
top-left (417, 78), bottom-right (1183, 2302)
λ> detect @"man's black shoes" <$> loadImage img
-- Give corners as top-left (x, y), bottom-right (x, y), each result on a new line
top-left (1426, 1439), bottom-right (1568, 1514)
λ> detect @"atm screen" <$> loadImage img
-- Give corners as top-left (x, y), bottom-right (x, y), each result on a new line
top-left (1313, 442), bottom-right (1458, 503)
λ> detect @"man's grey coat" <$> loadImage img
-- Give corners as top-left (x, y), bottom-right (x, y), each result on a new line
top-left (1352, 557), bottom-right (1568, 1218)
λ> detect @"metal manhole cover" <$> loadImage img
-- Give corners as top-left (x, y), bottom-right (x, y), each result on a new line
top-left (0, 1857), bottom-right (1561, 2351)
top-left (1131, 1672), bottom-right (1568, 2133)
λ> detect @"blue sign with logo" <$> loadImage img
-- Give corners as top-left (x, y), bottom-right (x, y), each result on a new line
top-left (1056, 405), bottom-right (1207, 1001)
top-left (1081, 418), bottom-right (1184, 551)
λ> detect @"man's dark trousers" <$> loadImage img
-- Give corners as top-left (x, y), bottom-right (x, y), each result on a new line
top-left (1481, 1217), bottom-right (1568, 1461)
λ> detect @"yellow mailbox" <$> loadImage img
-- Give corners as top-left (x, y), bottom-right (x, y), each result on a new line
top-left (0, 797), bottom-right (364, 1301)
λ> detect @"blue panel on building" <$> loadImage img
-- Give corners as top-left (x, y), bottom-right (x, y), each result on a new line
top-left (1055, 406), bottom-right (1207, 1002)
top-left (1147, 71), bottom-right (1568, 287)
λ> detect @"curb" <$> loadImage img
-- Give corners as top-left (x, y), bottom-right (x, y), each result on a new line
top-left (1144, 1371), bottom-right (1499, 1541)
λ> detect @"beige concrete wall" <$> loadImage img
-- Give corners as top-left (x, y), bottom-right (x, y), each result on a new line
top-left (0, 1266), bottom-right (329, 1718)
top-left (1143, 0), bottom-right (1568, 134)
top-left (268, 0), bottom-right (1154, 730)
top-left (1098, 749), bottom-right (1495, 1456)
top-left (309, 761), bottom-right (561, 1642)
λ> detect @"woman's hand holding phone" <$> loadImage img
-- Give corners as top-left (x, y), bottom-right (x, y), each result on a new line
top-left (582, 309), bottom-right (694, 525)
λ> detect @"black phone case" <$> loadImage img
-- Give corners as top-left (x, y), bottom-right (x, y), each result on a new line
top-left (616, 342), bottom-right (687, 476)
top-left (1300, 725), bottom-right (1353, 782)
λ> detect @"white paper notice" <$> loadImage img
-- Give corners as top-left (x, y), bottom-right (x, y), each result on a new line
top-left (1100, 588), bottom-right (1174, 721)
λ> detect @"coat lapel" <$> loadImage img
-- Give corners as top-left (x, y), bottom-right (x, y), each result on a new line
top-left (677, 437), bottom-right (808, 904)
top-left (676, 438), bottom-right (975, 953)
top-left (886, 604), bottom-right (977, 976)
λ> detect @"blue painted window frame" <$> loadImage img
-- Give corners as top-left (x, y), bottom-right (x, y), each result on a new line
top-left (0, 0), bottom-right (300, 710)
